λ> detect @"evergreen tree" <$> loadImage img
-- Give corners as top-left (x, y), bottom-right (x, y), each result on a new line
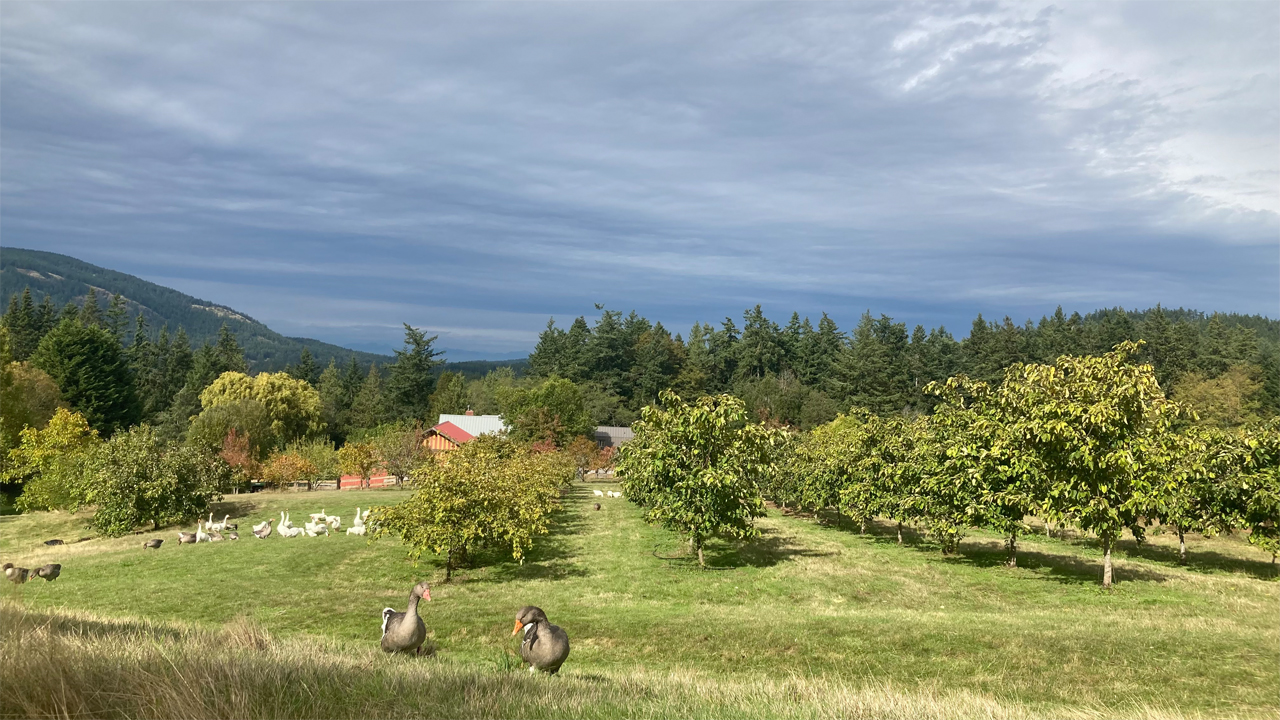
top-left (35, 294), bottom-right (57, 338)
top-left (834, 312), bottom-right (911, 414)
top-left (385, 323), bottom-right (444, 423)
top-left (350, 363), bottom-right (389, 429)
top-left (429, 371), bottom-right (470, 419)
top-left (629, 323), bottom-right (684, 407)
top-left (213, 324), bottom-right (248, 374)
top-left (126, 314), bottom-right (156, 418)
top-left (1086, 307), bottom-right (1136, 355)
top-left (529, 318), bottom-right (567, 378)
top-left (317, 359), bottom-right (350, 443)
top-left (962, 313), bottom-right (999, 383)
top-left (105, 294), bottom-right (129, 340)
top-left (2, 289), bottom-right (40, 360)
top-left (79, 287), bottom-right (103, 328)
top-left (735, 305), bottom-right (785, 381)
top-left (30, 317), bottom-right (141, 436)
top-left (288, 347), bottom-right (320, 385)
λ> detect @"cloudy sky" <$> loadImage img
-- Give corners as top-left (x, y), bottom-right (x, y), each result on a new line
top-left (2, 2), bottom-right (1276, 359)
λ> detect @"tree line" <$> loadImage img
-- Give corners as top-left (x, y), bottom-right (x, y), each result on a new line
top-left (532, 304), bottom-right (1278, 429)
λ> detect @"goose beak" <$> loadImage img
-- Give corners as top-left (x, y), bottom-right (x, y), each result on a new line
top-left (511, 620), bottom-right (523, 636)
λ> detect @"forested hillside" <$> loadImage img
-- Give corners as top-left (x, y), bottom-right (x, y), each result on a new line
top-left (0, 247), bottom-right (390, 372)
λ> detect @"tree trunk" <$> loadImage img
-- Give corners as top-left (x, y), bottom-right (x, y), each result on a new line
top-left (859, 519), bottom-right (867, 535)
top-left (1178, 528), bottom-right (1186, 565)
top-left (446, 548), bottom-right (454, 581)
top-left (696, 541), bottom-right (704, 567)
top-left (1102, 539), bottom-right (1113, 589)
top-left (153, 518), bottom-right (160, 531)
top-left (1006, 531), bottom-right (1017, 568)
top-left (896, 521), bottom-right (903, 545)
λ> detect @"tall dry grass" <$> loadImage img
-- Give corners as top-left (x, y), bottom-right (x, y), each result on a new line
top-left (0, 602), bottom-right (1217, 720)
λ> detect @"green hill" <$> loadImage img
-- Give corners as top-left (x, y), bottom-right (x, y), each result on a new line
top-left (0, 247), bottom-right (527, 376)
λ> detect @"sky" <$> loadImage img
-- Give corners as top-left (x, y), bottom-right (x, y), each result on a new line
top-left (2, 2), bottom-right (1277, 360)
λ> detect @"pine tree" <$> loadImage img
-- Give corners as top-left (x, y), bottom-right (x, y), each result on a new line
top-left (105, 294), bottom-right (128, 340)
top-left (2, 289), bottom-right (40, 360)
top-left (80, 287), bottom-right (103, 328)
top-left (834, 312), bottom-right (911, 414)
top-left (289, 347), bottom-right (319, 385)
top-left (35, 294), bottom-right (56, 338)
top-left (213, 324), bottom-right (248, 374)
top-left (350, 363), bottom-right (388, 430)
top-left (735, 305), bottom-right (784, 381)
top-left (30, 317), bottom-right (141, 436)
top-left (386, 324), bottom-right (444, 423)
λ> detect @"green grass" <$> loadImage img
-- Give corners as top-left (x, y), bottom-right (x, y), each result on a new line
top-left (1, 484), bottom-right (1276, 719)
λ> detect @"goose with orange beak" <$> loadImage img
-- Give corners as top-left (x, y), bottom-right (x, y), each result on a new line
top-left (380, 581), bottom-right (432, 655)
top-left (512, 606), bottom-right (570, 674)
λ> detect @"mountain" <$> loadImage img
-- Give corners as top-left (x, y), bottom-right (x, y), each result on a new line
top-left (0, 247), bottom-right (524, 375)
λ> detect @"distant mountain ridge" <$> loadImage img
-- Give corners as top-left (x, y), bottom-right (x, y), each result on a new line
top-left (0, 247), bottom-right (525, 376)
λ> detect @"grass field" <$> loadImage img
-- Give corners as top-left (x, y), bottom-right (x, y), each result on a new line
top-left (1, 483), bottom-right (1276, 719)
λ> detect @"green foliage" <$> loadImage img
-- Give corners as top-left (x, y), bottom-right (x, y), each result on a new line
top-left (285, 436), bottom-right (340, 488)
top-left (1173, 364), bottom-right (1265, 428)
top-left (348, 363), bottom-right (389, 430)
top-left (385, 324), bottom-right (444, 423)
top-left (429, 371), bottom-right (470, 420)
top-left (617, 391), bottom-right (784, 564)
top-left (0, 330), bottom-right (64, 474)
top-left (7, 408), bottom-right (100, 511)
top-left (30, 317), bottom-right (141, 436)
top-left (337, 441), bottom-right (379, 490)
top-left (198, 371), bottom-right (323, 444)
top-left (1237, 419), bottom-right (1280, 560)
top-left (501, 376), bottom-right (594, 446)
top-left (371, 435), bottom-right (573, 578)
top-left (186, 398), bottom-right (277, 462)
top-left (75, 425), bottom-right (226, 535)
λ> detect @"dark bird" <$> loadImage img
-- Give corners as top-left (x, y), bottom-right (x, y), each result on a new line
top-left (35, 563), bottom-right (60, 581)
top-left (3, 563), bottom-right (30, 584)
top-left (380, 581), bottom-right (432, 655)
top-left (177, 530), bottom-right (197, 544)
top-left (512, 606), bottom-right (570, 674)
top-left (143, 539), bottom-right (164, 550)
top-left (227, 531), bottom-right (239, 541)
top-left (593, 503), bottom-right (601, 511)
top-left (43, 539), bottom-right (64, 546)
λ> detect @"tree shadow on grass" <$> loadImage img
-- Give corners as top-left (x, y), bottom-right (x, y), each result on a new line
top-left (939, 540), bottom-right (1174, 586)
top-left (648, 525), bottom-right (835, 571)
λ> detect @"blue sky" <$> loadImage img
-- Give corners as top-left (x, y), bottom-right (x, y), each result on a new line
top-left (2, 2), bottom-right (1276, 360)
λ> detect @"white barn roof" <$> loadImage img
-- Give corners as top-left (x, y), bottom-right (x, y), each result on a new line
top-left (437, 413), bottom-right (509, 437)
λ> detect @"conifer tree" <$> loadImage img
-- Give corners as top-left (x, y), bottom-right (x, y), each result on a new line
top-left (79, 287), bottom-right (103, 328)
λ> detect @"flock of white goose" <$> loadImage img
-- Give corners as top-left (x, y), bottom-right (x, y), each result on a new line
top-left (176, 507), bottom-right (372, 544)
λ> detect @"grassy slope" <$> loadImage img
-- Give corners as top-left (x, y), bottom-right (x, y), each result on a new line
top-left (1, 485), bottom-right (1276, 719)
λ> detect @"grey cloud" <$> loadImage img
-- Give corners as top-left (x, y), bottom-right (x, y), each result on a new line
top-left (1, 1), bottom-right (1275, 356)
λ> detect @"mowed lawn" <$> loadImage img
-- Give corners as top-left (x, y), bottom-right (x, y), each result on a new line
top-left (1, 483), bottom-right (1277, 719)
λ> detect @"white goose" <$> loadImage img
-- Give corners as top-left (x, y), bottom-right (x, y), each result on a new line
top-left (303, 519), bottom-right (329, 537)
top-left (195, 521), bottom-right (210, 543)
top-left (346, 524), bottom-right (366, 536)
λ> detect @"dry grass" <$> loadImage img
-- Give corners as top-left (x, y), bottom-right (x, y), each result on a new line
top-left (0, 602), bottom-right (1214, 720)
